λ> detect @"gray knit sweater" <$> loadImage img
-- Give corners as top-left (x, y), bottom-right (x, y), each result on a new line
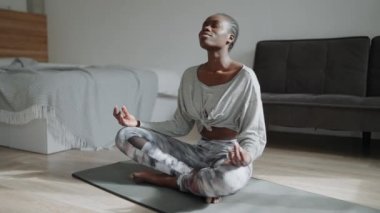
top-left (141, 65), bottom-right (266, 161)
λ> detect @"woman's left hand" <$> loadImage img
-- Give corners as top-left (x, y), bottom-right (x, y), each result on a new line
top-left (225, 143), bottom-right (251, 167)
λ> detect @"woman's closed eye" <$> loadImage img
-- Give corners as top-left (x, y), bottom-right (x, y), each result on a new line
top-left (203, 20), bottom-right (222, 29)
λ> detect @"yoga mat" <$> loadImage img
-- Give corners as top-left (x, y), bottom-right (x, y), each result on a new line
top-left (73, 161), bottom-right (379, 213)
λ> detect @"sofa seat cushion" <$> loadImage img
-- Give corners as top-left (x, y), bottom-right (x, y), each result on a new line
top-left (262, 93), bottom-right (380, 110)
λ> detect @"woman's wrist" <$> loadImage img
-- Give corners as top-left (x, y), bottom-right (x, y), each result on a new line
top-left (242, 148), bottom-right (253, 165)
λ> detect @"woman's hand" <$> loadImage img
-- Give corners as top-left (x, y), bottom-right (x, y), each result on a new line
top-left (225, 143), bottom-right (251, 167)
top-left (113, 105), bottom-right (139, 127)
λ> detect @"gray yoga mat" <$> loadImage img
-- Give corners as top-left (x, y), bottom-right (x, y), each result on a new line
top-left (73, 161), bottom-right (379, 213)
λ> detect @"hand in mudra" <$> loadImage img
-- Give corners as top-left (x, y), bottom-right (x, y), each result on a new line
top-left (113, 105), bottom-right (138, 127)
top-left (224, 143), bottom-right (251, 167)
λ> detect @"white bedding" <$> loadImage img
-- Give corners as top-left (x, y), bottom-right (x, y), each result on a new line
top-left (0, 58), bottom-right (158, 152)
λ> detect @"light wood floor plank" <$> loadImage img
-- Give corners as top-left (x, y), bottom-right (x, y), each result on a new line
top-left (1, 132), bottom-right (379, 212)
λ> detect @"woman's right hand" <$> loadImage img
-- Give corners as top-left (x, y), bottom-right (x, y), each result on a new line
top-left (224, 143), bottom-right (251, 167)
top-left (113, 105), bottom-right (139, 127)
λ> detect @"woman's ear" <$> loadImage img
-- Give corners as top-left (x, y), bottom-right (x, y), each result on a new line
top-left (228, 34), bottom-right (235, 43)
top-left (226, 34), bottom-right (235, 45)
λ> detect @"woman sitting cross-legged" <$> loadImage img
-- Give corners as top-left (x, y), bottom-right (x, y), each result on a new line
top-left (113, 13), bottom-right (266, 204)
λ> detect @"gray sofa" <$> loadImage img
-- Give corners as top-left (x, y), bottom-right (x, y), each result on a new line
top-left (253, 36), bottom-right (380, 154)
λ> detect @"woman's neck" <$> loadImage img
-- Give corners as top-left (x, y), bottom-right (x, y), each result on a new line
top-left (205, 50), bottom-right (233, 72)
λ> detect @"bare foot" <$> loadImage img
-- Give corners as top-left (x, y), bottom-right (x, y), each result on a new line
top-left (206, 197), bottom-right (222, 204)
top-left (130, 171), bottom-right (158, 183)
top-left (130, 171), bottom-right (178, 189)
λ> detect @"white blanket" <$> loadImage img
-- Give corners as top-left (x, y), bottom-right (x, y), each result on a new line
top-left (0, 58), bottom-right (157, 150)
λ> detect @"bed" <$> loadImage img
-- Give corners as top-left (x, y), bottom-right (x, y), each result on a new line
top-left (0, 9), bottom-right (158, 154)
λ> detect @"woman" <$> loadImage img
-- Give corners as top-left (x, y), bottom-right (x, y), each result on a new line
top-left (113, 13), bottom-right (266, 204)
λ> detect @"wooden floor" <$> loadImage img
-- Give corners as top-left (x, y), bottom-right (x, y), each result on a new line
top-left (1, 132), bottom-right (380, 212)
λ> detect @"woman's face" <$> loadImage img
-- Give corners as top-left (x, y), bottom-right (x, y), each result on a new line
top-left (199, 15), bottom-right (233, 51)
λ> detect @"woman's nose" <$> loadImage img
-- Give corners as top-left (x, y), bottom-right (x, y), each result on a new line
top-left (203, 25), bottom-right (211, 31)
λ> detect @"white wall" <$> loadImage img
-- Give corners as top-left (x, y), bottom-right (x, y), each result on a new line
top-left (45, 0), bottom-right (380, 72)
top-left (0, 0), bottom-right (26, 12)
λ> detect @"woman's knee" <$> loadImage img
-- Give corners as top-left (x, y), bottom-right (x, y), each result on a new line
top-left (221, 167), bottom-right (251, 194)
top-left (179, 166), bottom-right (251, 197)
top-left (115, 127), bottom-right (140, 148)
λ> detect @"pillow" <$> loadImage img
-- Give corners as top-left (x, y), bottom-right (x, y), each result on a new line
top-left (0, 58), bottom-right (16, 66)
top-left (0, 57), bottom-right (39, 67)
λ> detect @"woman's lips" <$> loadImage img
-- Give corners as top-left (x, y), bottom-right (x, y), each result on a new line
top-left (199, 32), bottom-right (212, 38)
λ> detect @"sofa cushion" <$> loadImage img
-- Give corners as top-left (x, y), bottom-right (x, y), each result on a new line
top-left (262, 93), bottom-right (380, 110)
top-left (262, 93), bottom-right (380, 131)
top-left (254, 37), bottom-right (370, 96)
top-left (367, 36), bottom-right (380, 96)
top-left (262, 100), bottom-right (380, 131)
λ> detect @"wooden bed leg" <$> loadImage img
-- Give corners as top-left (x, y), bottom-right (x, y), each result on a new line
top-left (362, 132), bottom-right (371, 156)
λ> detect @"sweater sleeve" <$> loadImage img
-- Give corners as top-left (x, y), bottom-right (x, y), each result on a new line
top-left (140, 108), bottom-right (194, 137)
top-left (140, 73), bottom-right (194, 137)
top-left (237, 83), bottom-right (267, 162)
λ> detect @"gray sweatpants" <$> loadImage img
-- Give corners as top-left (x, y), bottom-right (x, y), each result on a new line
top-left (115, 127), bottom-right (252, 197)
